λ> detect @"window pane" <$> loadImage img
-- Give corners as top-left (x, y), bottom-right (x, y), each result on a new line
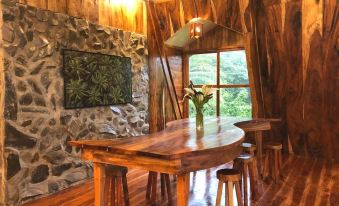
top-left (220, 50), bottom-right (249, 84)
top-left (220, 88), bottom-right (252, 117)
top-left (189, 91), bottom-right (217, 118)
top-left (189, 53), bottom-right (217, 85)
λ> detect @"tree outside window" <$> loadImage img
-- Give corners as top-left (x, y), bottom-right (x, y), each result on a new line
top-left (188, 50), bottom-right (252, 118)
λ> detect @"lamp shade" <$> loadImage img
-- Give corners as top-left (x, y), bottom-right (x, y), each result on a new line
top-left (190, 22), bottom-right (203, 39)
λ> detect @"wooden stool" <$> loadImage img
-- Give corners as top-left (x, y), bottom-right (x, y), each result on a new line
top-left (241, 143), bottom-right (259, 180)
top-left (216, 169), bottom-right (242, 206)
top-left (241, 142), bottom-right (256, 156)
top-left (263, 143), bottom-right (283, 183)
top-left (105, 165), bottom-right (129, 206)
top-left (233, 153), bottom-right (257, 205)
top-left (146, 171), bottom-right (172, 205)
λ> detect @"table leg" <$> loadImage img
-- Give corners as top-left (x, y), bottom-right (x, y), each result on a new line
top-left (177, 173), bottom-right (190, 206)
top-left (255, 131), bottom-right (263, 175)
top-left (94, 162), bottom-right (106, 206)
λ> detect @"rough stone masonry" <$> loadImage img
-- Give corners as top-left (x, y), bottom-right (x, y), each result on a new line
top-left (1, 1), bottom-right (149, 205)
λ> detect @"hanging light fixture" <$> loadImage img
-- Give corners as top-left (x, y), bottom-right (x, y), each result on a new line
top-left (189, 0), bottom-right (203, 39)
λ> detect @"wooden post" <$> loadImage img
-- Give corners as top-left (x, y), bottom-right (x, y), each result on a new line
top-left (176, 173), bottom-right (190, 206)
top-left (255, 131), bottom-right (263, 175)
top-left (94, 162), bottom-right (106, 206)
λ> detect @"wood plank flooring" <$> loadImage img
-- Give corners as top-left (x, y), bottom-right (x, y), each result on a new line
top-left (23, 155), bottom-right (338, 206)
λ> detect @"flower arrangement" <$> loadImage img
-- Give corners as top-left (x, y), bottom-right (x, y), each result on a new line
top-left (183, 81), bottom-right (217, 130)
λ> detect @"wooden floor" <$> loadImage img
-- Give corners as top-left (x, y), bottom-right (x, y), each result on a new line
top-left (24, 155), bottom-right (339, 206)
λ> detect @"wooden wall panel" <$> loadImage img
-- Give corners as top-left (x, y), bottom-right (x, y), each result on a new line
top-left (166, 48), bottom-right (184, 113)
top-left (0, 2), bottom-right (4, 204)
top-left (240, 0), bottom-right (339, 159)
top-left (17, 0), bottom-right (145, 34)
top-left (184, 26), bottom-right (244, 52)
top-left (148, 0), bottom-right (256, 131)
top-left (148, 0), bottom-right (248, 130)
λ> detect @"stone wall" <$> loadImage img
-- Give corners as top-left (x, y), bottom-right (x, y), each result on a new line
top-left (2, 1), bottom-right (149, 205)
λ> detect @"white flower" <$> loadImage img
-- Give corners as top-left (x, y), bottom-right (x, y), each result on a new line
top-left (207, 87), bottom-right (218, 95)
top-left (202, 85), bottom-right (209, 95)
top-left (198, 94), bottom-right (204, 102)
top-left (184, 88), bottom-right (195, 95)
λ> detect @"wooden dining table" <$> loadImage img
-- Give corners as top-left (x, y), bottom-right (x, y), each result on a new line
top-left (69, 117), bottom-right (279, 206)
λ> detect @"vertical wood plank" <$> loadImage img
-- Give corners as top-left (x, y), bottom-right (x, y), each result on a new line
top-left (93, 162), bottom-right (106, 206)
top-left (17, 0), bottom-right (145, 34)
top-left (0, 1), bottom-right (5, 204)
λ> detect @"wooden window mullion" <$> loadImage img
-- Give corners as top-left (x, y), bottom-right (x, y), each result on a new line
top-left (188, 50), bottom-right (251, 118)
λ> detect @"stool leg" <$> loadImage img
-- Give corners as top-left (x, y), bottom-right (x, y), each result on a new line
top-left (226, 181), bottom-right (234, 206)
top-left (122, 174), bottom-right (130, 206)
top-left (164, 174), bottom-right (173, 205)
top-left (235, 181), bottom-right (243, 206)
top-left (111, 177), bottom-right (116, 206)
top-left (278, 151), bottom-right (283, 176)
top-left (274, 150), bottom-right (279, 183)
top-left (161, 173), bottom-right (166, 197)
top-left (116, 176), bottom-right (122, 206)
top-left (263, 150), bottom-right (269, 179)
top-left (146, 172), bottom-right (154, 200)
top-left (255, 132), bottom-right (263, 175)
top-left (233, 159), bottom-right (240, 170)
top-left (216, 181), bottom-right (223, 206)
top-left (105, 176), bottom-right (111, 206)
top-left (151, 172), bottom-right (158, 205)
top-left (252, 157), bottom-right (258, 182)
top-left (248, 161), bottom-right (257, 199)
top-left (243, 164), bottom-right (248, 206)
top-left (234, 161), bottom-right (243, 194)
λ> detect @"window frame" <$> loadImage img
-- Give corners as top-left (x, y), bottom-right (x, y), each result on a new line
top-left (186, 48), bottom-right (251, 117)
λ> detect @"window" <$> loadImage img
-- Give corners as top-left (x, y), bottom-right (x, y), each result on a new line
top-left (188, 50), bottom-right (252, 118)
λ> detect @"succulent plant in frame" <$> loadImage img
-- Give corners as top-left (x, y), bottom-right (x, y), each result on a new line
top-left (63, 50), bottom-right (132, 109)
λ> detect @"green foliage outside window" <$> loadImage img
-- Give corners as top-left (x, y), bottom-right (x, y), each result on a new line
top-left (189, 51), bottom-right (252, 118)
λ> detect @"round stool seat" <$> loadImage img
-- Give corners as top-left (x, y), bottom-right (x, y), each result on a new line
top-left (106, 165), bottom-right (128, 176)
top-left (217, 169), bottom-right (241, 182)
top-left (241, 143), bottom-right (256, 152)
top-left (235, 153), bottom-right (254, 163)
top-left (265, 143), bottom-right (282, 150)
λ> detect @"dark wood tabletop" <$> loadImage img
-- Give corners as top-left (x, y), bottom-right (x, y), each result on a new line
top-left (69, 117), bottom-right (248, 160)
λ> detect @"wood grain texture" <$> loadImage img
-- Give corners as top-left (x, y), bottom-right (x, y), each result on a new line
top-left (147, 0), bottom-right (251, 131)
top-left (70, 118), bottom-right (246, 160)
top-left (0, 1), bottom-right (5, 204)
top-left (184, 26), bottom-right (244, 52)
top-left (176, 173), bottom-right (190, 206)
top-left (17, 0), bottom-right (146, 34)
top-left (70, 118), bottom-right (277, 175)
top-left (23, 155), bottom-right (339, 206)
top-left (239, 0), bottom-right (339, 159)
top-left (147, 1), bottom-right (183, 129)
top-left (93, 163), bottom-right (106, 206)
top-left (70, 117), bottom-right (260, 206)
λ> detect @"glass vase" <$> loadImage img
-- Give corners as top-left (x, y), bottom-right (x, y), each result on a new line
top-left (195, 108), bottom-right (204, 131)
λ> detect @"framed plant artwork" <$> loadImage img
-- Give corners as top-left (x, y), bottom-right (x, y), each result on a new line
top-left (63, 49), bottom-right (132, 109)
